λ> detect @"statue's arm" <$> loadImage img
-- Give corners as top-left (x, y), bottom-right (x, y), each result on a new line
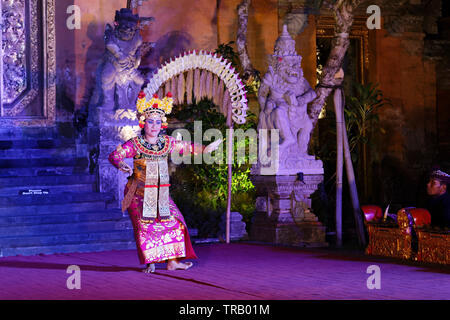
top-left (130, 33), bottom-right (143, 60)
top-left (133, 43), bottom-right (142, 68)
top-left (134, 34), bottom-right (143, 54)
top-left (298, 78), bottom-right (317, 105)
top-left (106, 41), bottom-right (124, 61)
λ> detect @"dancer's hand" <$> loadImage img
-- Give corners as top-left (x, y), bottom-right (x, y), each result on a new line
top-left (204, 138), bottom-right (222, 153)
top-left (119, 162), bottom-right (132, 174)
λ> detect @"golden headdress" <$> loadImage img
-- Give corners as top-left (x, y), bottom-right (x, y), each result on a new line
top-left (136, 90), bottom-right (173, 129)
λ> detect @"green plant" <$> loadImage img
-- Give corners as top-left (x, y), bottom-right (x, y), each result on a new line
top-left (345, 82), bottom-right (388, 200)
top-left (214, 41), bottom-right (260, 95)
top-left (168, 42), bottom-right (261, 237)
top-left (214, 41), bottom-right (240, 70)
top-left (170, 97), bottom-right (258, 237)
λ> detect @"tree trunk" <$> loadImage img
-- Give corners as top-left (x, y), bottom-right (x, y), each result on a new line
top-left (236, 0), bottom-right (257, 81)
top-left (362, 128), bottom-right (368, 200)
top-left (340, 89), bottom-right (367, 248)
top-left (334, 89), bottom-right (344, 247)
top-left (309, 0), bottom-right (362, 127)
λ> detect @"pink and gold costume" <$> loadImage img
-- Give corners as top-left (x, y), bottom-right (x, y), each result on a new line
top-left (108, 134), bottom-right (202, 264)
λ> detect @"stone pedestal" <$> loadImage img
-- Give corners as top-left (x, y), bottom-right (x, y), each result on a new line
top-left (250, 174), bottom-right (327, 247)
top-left (95, 108), bottom-right (140, 209)
top-left (219, 212), bottom-right (248, 241)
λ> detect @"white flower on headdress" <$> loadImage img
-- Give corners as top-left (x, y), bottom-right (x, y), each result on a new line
top-left (140, 115), bottom-right (146, 122)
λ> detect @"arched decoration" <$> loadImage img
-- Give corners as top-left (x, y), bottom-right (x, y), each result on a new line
top-left (143, 50), bottom-right (248, 124)
top-left (143, 50), bottom-right (249, 244)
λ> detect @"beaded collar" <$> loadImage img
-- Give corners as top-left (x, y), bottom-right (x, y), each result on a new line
top-left (132, 134), bottom-right (171, 159)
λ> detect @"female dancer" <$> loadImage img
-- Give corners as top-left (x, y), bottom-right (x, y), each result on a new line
top-left (109, 91), bottom-right (221, 273)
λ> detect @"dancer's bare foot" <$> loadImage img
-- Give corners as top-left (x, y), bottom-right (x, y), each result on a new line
top-left (142, 263), bottom-right (155, 273)
top-left (167, 259), bottom-right (193, 271)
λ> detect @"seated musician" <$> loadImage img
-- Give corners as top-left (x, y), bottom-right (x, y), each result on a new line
top-left (426, 169), bottom-right (450, 228)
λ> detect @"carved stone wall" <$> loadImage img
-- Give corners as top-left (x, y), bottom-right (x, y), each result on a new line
top-left (95, 108), bottom-right (140, 207)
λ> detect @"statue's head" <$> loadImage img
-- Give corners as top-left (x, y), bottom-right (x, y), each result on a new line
top-left (114, 8), bottom-right (139, 41)
top-left (268, 24), bottom-right (304, 84)
top-left (273, 56), bottom-right (303, 84)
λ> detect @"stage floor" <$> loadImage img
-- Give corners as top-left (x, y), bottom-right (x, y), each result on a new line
top-left (0, 242), bottom-right (448, 300)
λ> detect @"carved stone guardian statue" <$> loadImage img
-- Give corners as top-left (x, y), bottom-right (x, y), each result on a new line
top-left (250, 25), bottom-right (327, 247)
top-left (252, 25), bottom-right (323, 176)
top-left (100, 8), bottom-right (145, 110)
top-left (87, 8), bottom-right (150, 207)
top-left (258, 25), bottom-right (316, 152)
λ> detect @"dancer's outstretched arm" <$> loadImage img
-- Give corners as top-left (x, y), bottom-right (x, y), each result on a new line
top-left (169, 135), bottom-right (222, 155)
top-left (108, 140), bottom-right (137, 173)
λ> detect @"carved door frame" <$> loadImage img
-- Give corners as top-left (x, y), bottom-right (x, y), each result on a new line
top-left (0, 0), bottom-right (56, 126)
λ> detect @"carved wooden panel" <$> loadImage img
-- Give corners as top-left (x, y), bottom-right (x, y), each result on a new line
top-left (365, 224), bottom-right (413, 260)
top-left (0, 0), bottom-right (55, 126)
top-left (417, 230), bottom-right (450, 265)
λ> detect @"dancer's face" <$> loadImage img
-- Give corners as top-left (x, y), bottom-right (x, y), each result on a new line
top-left (144, 115), bottom-right (162, 138)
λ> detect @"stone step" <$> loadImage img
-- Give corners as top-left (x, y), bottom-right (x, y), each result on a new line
top-left (0, 157), bottom-right (88, 169)
top-left (0, 218), bottom-right (132, 237)
top-left (0, 166), bottom-right (86, 177)
top-left (0, 240), bottom-right (137, 258)
top-left (0, 209), bottom-right (124, 226)
top-left (0, 126), bottom-right (74, 140)
top-left (0, 184), bottom-right (96, 196)
top-left (0, 174), bottom-right (96, 187)
top-left (0, 200), bottom-right (107, 217)
top-left (0, 174), bottom-right (97, 196)
top-left (0, 139), bottom-right (75, 150)
top-left (0, 192), bottom-right (113, 207)
top-left (0, 128), bottom-right (55, 140)
top-left (0, 147), bottom-right (77, 159)
top-left (0, 229), bottom-right (134, 248)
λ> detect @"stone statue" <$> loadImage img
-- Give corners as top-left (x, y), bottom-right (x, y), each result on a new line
top-left (257, 25), bottom-right (316, 157)
top-left (99, 8), bottom-right (145, 110)
top-left (250, 25), bottom-right (326, 247)
top-left (84, 8), bottom-right (153, 205)
top-left (253, 25), bottom-right (322, 175)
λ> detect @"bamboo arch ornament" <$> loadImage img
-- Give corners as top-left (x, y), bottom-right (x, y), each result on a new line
top-left (143, 50), bottom-right (249, 125)
top-left (142, 50), bottom-right (249, 244)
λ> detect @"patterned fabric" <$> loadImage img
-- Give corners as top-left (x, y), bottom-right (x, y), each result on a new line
top-left (127, 194), bottom-right (197, 263)
top-left (157, 158), bottom-right (171, 218)
top-left (108, 134), bottom-right (199, 264)
top-left (143, 160), bottom-right (159, 219)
